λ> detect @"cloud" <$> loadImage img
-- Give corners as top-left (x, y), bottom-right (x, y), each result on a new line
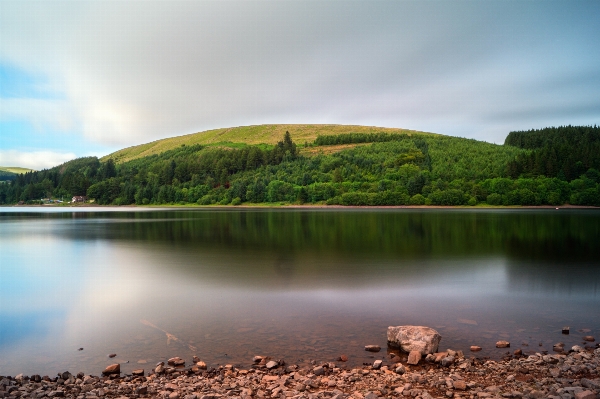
top-left (0, 150), bottom-right (76, 170)
top-left (0, 1), bottom-right (599, 148)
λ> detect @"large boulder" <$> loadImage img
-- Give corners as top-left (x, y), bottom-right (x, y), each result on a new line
top-left (387, 325), bottom-right (441, 355)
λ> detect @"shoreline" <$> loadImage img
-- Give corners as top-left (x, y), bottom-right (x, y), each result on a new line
top-left (2, 346), bottom-right (599, 399)
top-left (4, 203), bottom-right (599, 210)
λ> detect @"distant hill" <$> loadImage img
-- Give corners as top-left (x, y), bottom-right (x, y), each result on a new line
top-left (103, 124), bottom-right (435, 163)
top-left (0, 166), bottom-right (35, 182)
top-left (0, 166), bottom-right (35, 174)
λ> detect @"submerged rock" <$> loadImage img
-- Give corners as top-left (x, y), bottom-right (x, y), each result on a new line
top-left (365, 345), bottom-right (381, 352)
top-left (387, 325), bottom-right (442, 355)
top-left (496, 341), bottom-right (510, 348)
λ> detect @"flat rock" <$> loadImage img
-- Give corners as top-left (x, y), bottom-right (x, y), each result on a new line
top-left (266, 360), bottom-right (278, 369)
top-left (102, 364), bottom-right (120, 375)
top-left (453, 381), bottom-right (467, 390)
top-left (132, 369), bottom-right (144, 376)
top-left (365, 345), bottom-right (381, 352)
top-left (583, 336), bottom-right (595, 342)
top-left (470, 346), bottom-right (482, 352)
top-left (338, 354), bottom-right (348, 362)
top-left (168, 357), bottom-right (185, 366)
top-left (373, 360), bottom-right (383, 370)
top-left (196, 361), bottom-right (207, 370)
top-left (387, 326), bottom-right (442, 355)
top-left (407, 350), bottom-right (422, 365)
top-left (496, 341), bottom-right (510, 348)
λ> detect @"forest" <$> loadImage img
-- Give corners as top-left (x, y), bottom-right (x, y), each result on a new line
top-left (1, 126), bottom-right (599, 207)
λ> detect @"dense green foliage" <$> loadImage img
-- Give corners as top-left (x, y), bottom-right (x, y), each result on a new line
top-left (505, 125), bottom-right (600, 181)
top-left (1, 127), bottom-right (599, 206)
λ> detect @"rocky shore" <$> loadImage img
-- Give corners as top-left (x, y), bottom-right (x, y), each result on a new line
top-left (2, 326), bottom-right (599, 399)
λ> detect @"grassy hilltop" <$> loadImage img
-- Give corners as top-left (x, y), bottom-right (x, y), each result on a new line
top-left (104, 124), bottom-right (435, 163)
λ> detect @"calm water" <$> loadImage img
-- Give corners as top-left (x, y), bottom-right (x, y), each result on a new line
top-left (1, 207), bottom-right (599, 376)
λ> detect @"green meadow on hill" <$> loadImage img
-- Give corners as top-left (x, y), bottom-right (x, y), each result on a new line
top-left (1, 124), bottom-right (599, 206)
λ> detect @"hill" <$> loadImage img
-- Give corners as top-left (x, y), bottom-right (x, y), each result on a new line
top-left (103, 124), bottom-right (435, 164)
top-left (1, 124), bottom-right (598, 206)
top-left (0, 167), bottom-right (35, 182)
top-left (0, 166), bottom-right (34, 174)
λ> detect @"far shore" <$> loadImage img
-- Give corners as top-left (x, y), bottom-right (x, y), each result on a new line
top-left (4, 203), bottom-right (599, 210)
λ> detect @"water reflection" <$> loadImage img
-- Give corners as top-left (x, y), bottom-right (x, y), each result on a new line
top-left (0, 208), bottom-right (599, 376)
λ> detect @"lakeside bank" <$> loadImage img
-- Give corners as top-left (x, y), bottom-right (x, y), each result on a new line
top-left (2, 345), bottom-right (599, 399)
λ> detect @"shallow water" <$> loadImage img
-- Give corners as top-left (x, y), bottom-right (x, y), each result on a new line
top-left (0, 207), bottom-right (599, 376)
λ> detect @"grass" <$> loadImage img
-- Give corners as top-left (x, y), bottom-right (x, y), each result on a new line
top-left (0, 166), bottom-right (35, 174)
top-left (103, 124), bottom-right (436, 163)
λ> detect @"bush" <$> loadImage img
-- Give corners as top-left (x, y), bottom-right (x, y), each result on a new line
top-left (486, 193), bottom-right (502, 205)
top-left (410, 194), bottom-right (426, 205)
top-left (231, 197), bottom-right (242, 206)
top-left (467, 196), bottom-right (477, 206)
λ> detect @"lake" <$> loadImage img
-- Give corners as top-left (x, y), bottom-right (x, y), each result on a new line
top-left (1, 207), bottom-right (599, 376)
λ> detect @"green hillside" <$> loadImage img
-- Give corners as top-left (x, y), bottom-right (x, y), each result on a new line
top-left (104, 124), bottom-right (435, 163)
top-left (2, 125), bottom-right (599, 207)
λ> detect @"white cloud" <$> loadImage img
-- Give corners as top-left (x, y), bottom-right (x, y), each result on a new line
top-left (0, 150), bottom-right (76, 170)
top-left (0, 1), bottom-right (598, 148)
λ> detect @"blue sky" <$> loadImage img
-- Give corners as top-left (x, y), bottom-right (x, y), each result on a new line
top-left (1, 1), bottom-right (599, 170)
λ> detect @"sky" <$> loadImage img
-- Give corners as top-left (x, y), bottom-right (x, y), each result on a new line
top-left (1, 1), bottom-right (599, 170)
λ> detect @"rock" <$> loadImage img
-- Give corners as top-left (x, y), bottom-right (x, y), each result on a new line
top-left (453, 381), bottom-right (467, 391)
top-left (553, 343), bottom-right (565, 351)
top-left (407, 350), bottom-right (422, 365)
top-left (155, 364), bottom-right (165, 374)
top-left (253, 355), bottom-right (265, 363)
top-left (313, 366), bottom-right (324, 376)
top-left (338, 354), bottom-right (348, 362)
top-left (395, 364), bottom-right (406, 374)
top-left (102, 364), bottom-right (120, 375)
top-left (574, 391), bottom-right (595, 399)
top-left (496, 341), bottom-right (510, 348)
top-left (581, 379), bottom-right (600, 390)
top-left (196, 361), bottom-right (207, 370)
top-left (108, 354), bottom-right (117, 358)
top-left (470, 346), bottom-right (482, 352)
top-left (373, 360), bottom-right (383, 370)
top-left (169, 392), bottom-right (180, 399)
top-left (387, 325), bottom-right (442, 355)
top-left (514, 349), bottom-right (523, 356)
top-left (266, 360), bottom-right (278, 369)
top-left (583, 336), bottom-right (595, 342)
top-left (193, 356), bottom-right (200, 363)
top-left (562, 327), bottom-right (570, 334)
top-left (365, 345), bottom-right (381, 352)
top-left (168, 357), bottom-right (185, 366)
top-left (441, 356), bottom-right (455, 367)
top-left (132, 369), bottom-right (144, 376)
top-left (136, 386), bottom-right (148, 395)
top-left (364, 392), bottom-right (379, 399)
